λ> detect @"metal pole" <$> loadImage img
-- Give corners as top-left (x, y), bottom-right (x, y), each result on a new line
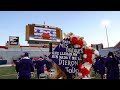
top-left (105, 25), bottom-right (109, 48)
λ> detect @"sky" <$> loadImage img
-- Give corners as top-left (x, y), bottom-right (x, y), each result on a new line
top-left (0, 11), bottom-right (120, 48)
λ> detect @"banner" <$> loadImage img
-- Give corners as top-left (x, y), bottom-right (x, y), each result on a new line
top-left (48, 38), bottom-right (84, 78)
top-left (48, 32), bottom-right (99, 79)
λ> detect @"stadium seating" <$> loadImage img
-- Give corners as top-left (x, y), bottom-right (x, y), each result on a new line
top-left (0, 46), bottom-right (53, 64)
top-left (99, 48), bottom-right (119, 57)
top-left (8, 48), bottom-right (21, 51)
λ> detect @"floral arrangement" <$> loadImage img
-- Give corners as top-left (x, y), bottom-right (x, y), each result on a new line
top-left (64, 32), bottom-right (99, 79)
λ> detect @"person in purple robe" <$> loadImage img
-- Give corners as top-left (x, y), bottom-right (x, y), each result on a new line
top-left (96, 56), bottom-right (105, 79)
top-left (16, 52), bottom-right (34, 79)
top-left (105, 52), bottom-right (119, 79)
top-left (35, 56), bottom-right (48, 79)
top-left (93, 57), bottom-right (99, 75)
top-left (102, 56), bottom-right (107, 64)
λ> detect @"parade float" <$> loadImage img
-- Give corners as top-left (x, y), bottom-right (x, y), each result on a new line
top-left (48, 32), bottom-right (99, 79)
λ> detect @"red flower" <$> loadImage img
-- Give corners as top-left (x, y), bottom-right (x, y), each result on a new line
top-left (83, 54), bottom-right (93, 64)
top-left (70, 37), bottom-right (78, 45)
top-left (80, 67), bottom-right (90, 77)
top-left (84, 58), bottom-right (93, 64)
top-left (76, 39), bottom-right (84, 48)
top-left (84, 48), bottom-right (94, 54)
top-left (83, 48), bottom-right (94, 64)
top-left (78, 63), bottom-right (82, 71)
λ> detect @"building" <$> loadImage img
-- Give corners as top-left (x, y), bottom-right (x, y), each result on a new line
top-left (114, 41), bottom-right (120, 48)
top-left (91, 43), bottom-right (103, 51)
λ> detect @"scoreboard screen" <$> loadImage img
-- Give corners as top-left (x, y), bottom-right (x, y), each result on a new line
top-left (9, 36), bottom-right (19, 45)
top-left (30, 27), bottom-right (60, 42)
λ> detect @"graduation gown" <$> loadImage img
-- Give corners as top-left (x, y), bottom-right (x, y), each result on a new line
top-left (46, 61), bottom-right (53, 71)
top-left (105, 57), bottom-right (119, 79)
top-left (97, 59), bottom-right (105, 76)
top-left (35, 59), bottom-right (48, 79)
top-left (16, 57), bottom-right (34, 79)
top-left (93, 60), bottom-right (99, 74)
top-left (102, 57), bottom-right (107, 65)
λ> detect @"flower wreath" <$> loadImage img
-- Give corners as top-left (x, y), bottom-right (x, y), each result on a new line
top-left (65, 32), bottom-right (99, 79)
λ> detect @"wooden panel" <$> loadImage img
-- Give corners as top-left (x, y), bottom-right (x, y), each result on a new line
top-left (56, 29), bottom-right (60, 38)
top-left (25, 25), bottom-right (30, 41)
top-left (60, 29), bottom-right (63, 41)
top-left (29, 24), bottom-right (34, 36)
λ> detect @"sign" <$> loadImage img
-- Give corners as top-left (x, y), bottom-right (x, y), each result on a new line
top-left (48, 38), bottom-right (84, 79)
top-left (29, 27), bottom-right (60, 42)
top-left (9, 36), bottom-right (19, 45)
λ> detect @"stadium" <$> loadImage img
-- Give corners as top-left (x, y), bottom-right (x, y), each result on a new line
top-left (0, 24), bottom-right (63, 65)
top-left (0, 23), bottom-right (119, 79)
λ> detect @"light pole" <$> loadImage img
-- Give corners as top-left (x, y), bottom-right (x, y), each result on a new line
top-left (105, 25), bottom-right (109, 48)
top-left (101, 20), bottom-right (110, 48)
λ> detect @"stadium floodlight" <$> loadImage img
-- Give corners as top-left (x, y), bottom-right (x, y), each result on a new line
top-left (101, 20), bottom-right (111, 48)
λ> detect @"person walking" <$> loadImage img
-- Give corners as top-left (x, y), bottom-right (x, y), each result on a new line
top-left (105, 52), bottom-right (119, 79)
top-left (35, 56), bottom-right (48, 79)
top-left (16, 52), bottom-right (34, 79)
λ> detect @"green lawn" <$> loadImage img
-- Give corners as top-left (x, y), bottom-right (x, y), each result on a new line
top-left (0, 66), bottom-right (37, 79)
top-left (0, 66), bottom-right (17, 79)
top-left (90, 68), bottom-right (101, 79)
top-left (0, 66), bottom-right (101, 79)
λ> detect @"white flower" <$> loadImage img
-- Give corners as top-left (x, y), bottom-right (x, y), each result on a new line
top-left (83, 40), bottom-right (87, 45)
top-left (74, 44), bottom-right (80, 48)
top-left (81, 64), bottom-right (84, 68)
top-left (78, 72), bottom-right (82, 76)
top-left (66, 32), bottom-right (74, 38)
top-left (83, 62), bottom-right (92, 71)
top-left (70, 35), bottom-right (77, 39)
top-left (94, 49), bottom-right (99, 56)
top-left (83, 54), bottom-right (87, 59)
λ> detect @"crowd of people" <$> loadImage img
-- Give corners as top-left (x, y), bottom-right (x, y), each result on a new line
top-left (93, 52), bottom-right (120, 79)
top-left (15, 52), bottom-right (53, 79)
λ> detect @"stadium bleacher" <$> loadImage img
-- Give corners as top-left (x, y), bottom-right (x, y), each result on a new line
top-left (0, 46), bottom-right (53, 64)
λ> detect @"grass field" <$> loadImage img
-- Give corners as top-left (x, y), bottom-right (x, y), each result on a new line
top-left (0, 66), bottom-right (101, 79)
top-left (0, 66), bottom-right (17, 79)
top-left (0, 66), bottom-right (38, 79)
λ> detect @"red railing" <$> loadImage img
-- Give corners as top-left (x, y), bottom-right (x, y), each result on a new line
top-left (0, 45), bottom-right (56, 49)
top-left (0, 46), bottom-right (8, 49)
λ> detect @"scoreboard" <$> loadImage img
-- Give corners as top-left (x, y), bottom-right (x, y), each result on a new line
top-left (26, 24), bottom-right (63, 43)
